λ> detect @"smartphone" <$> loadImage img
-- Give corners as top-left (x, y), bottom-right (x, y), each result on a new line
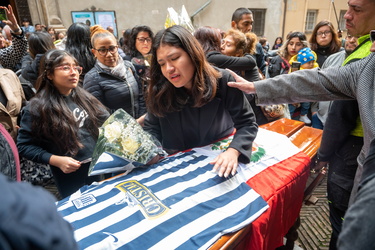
top-left (290, 62), bottom-right (301, 72)
top-left (0, 9), bottom-right (7, 21)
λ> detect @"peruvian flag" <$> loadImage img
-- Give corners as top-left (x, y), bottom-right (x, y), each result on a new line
top-left (200, 128), bottom-right (311, 249)
top-left (244, 129), bottom-right (311, 249)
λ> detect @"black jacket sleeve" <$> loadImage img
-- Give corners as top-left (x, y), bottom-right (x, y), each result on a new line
top-left (21, 54), bottom-right (43, 85)
top-left (255, 43), bottom-right (267, 75)
top-left (206, 52), bottom-right (257, 70)
top-left (17, 107), bottom-right (53, 164)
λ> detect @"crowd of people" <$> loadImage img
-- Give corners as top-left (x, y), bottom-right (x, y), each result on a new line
top-left (1, 1), bottom-right (375, 249)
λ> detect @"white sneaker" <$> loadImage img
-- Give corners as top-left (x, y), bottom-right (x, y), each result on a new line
top-left (299, 115), bottom-right (311, 124)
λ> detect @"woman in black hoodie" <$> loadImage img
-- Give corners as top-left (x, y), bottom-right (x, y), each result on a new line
top-left (17, 49), bottom-right (109, 198)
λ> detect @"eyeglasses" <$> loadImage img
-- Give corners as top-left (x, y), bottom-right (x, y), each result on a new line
top-left (136, 37), bottom-right (152, 43)
top-left (370, 30), bottom-right (375, 43)
top-left (55, 65), bottom-right (83, 75)
top-left (93, 46), bottom-right (118, 56)
top-left (316, 31), bottom-right (332, 36)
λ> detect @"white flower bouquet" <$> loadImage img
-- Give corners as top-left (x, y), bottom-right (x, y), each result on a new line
top-left (89, 109), bottom-right (166, 176)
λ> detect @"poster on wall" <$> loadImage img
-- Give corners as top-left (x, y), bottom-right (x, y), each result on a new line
top-left (94, 11), bottom-right (117, 37)
top-left (71, 12), bottom-right (95, 27)
top-left (71, 11), bottom-right (117, 37)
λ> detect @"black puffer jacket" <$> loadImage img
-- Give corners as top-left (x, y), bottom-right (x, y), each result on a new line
top-left (21, 53), bottom-right (43, 86)
top-left (206, 51), bottom-right (268, 125)
top-left (83, 61), bottom-right (146, 118)
top-left (268, 55), bottom-right (290, 78)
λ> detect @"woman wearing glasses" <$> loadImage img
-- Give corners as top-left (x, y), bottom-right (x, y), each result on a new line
top-left (17, 49), bottom-right (109, 198)
top-left (84, 25), bottom-right (147, 125)
top-left (309, 20), bottom-right (342, 67)
top-left (125, 25), bottom-right (154, 93)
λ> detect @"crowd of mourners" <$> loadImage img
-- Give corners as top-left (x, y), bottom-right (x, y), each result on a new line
top-left (1, 2), bottom-right (375, 249)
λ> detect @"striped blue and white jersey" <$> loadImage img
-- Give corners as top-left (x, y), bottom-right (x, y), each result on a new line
top-left (57, 148), bottom-right (268, 250)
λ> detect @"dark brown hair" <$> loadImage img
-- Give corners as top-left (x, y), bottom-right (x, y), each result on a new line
top-left (147, 25), bottom-right (220, 117)
top-left (31, 49), bottom-right (108, 155)
top-left (128, 25), bottom-right (154, 58)
top-left (309, 20), bottom-right (341, 54)
top-left (27, 32), bottom-right (55, 58)
top-left (193, 26), bottom-right (222, 54)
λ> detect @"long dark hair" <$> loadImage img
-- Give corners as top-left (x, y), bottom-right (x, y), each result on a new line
top-left (193, 26), bottom-right (222, 54)
top-left (128, 25), bottom-right (154, 58)
top-left (65, 22), bottom-right (96, 75)
top-left (272, 36), bottom-right (283, 50)
top-left (147, 25), bottom-right (220, 117)
top-left (31, 49), bottom-right (107, 155)
top-left (27, 32), bottom-right (55, 58)
top-left (309, 20), bottom-right (341, 54)
top-left (278, 31), bottom-right (308, 59)
top-left (121, 28), bottom-right (132, 54)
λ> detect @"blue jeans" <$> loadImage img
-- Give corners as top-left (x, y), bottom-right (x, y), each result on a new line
top-left (288, 102), bottom-right (310, 117)
top-left (311, 113), bottom-right (324, 129)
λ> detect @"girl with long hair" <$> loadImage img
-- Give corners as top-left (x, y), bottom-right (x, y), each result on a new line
top-left (145, 25), bottom-right (258, 178)
top-left (268, 31), bottom-right (309, 78)
top-left (125, 25), bottom-right (154, 92)
top-left (65, 22), bottom-right (96, 84)
top-left (17, 49), bottom-right (109, 198)
top-left (272, 36), bottom-right (283, 50)
top-left (309, 20), bottom-right (342, 67)
top-left (21, 32), bottom-right (55, 87)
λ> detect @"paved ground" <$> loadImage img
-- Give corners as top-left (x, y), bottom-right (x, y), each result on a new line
top-left (296, 175), bottom-right (332, 250)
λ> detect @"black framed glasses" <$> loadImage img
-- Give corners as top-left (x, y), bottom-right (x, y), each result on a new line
top-left (136, 37), bottom-right (152, 43)
top-left (93, 45), bottom-right (118, 56)
top-left (316, 31), bottom-right (332, 36)
top-left (55, 65), bottom-right (83, 75)
top-left (370, 30), bottom-right (375, 43)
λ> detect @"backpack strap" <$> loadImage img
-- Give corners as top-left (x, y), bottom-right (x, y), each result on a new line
top-left (0, 124), bottom-right (20, 181)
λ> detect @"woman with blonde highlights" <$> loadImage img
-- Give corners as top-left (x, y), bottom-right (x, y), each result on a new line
top-left (83, 25), bottom-right (146, 124)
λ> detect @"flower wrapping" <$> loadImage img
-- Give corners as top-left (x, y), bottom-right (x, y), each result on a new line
top-left (164, 5), bottom-right (195, 33)
top-left (89, 109), bottom-right (166, 176)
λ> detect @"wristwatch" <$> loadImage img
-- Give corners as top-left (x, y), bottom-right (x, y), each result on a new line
top-left (11, 27), bottom-right (22, 36)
